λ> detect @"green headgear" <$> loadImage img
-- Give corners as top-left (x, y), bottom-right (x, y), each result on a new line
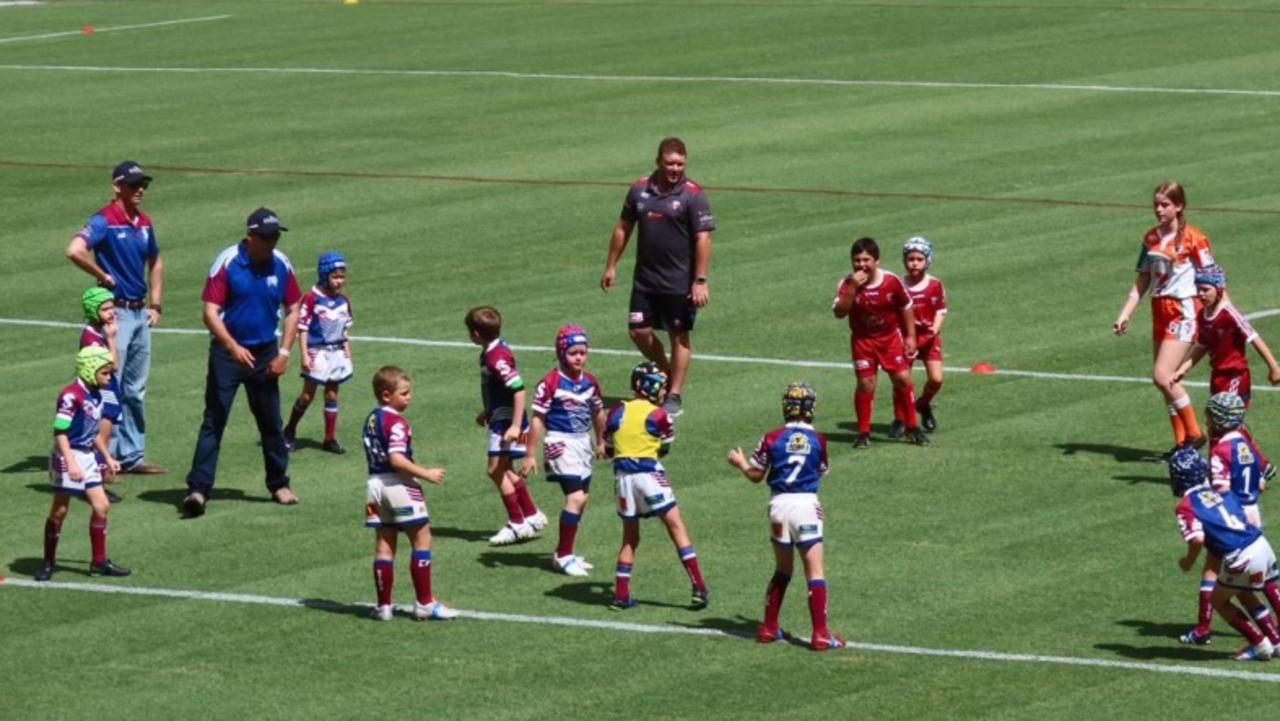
top-left (1206, 392), bottom-right (1246, 431)
top-left (76, 346), bottom-right (114, 386)
top-left (81, 287), bottom-right (115, 323)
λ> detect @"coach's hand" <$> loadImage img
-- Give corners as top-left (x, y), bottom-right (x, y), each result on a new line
top-left (690, 283), bottom-right (710, 308)
top-left (267, 353), bottom-right (288, 378)
top-left (227, 342), bottom-right (255, 368)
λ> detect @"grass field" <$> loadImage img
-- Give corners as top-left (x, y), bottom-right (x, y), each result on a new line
top-left (5, 1), bottom-right (1280, 718)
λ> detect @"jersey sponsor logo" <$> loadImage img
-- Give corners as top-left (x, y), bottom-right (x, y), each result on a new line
top-left (670, 200), bottom-right (682, 211)
top-left (629, 312), bottom-right (645, 323)
top-left (644, 493), bottom-right (666, 505)
top-left (798, 524), bottom-right (820, 535)
top-left (393, 505), bottom-right (415, 517)
top-left (785, 432), bottom-right (812, 455)
top-left (267, 276), bottom-right (279, 288)
top-left (646, 211), bottom-right (664, 220)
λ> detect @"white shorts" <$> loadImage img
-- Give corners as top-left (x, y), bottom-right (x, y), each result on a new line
top-left (544, 431), bottom-right (594, 482)
top-left (302, 346), bottom-right (353, 385)
top-left (1220, 537), bottom-right (1279, 591)
top-left (487, 424), bottom-right (528, 458)
top-left (48, 448), bottom-right (102, 496)
top-left (615, 469), bottom-right (676, 519)
top-left (365, 473), bottom-right (430, 528)
top-left (768, 493), bottom-right (824, 548)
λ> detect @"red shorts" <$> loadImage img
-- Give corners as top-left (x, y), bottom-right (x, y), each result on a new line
top-left (914, 333), bottom-right (942, 364)
top-left (1211, 369), bottom-right (1252, 406)
top-left (851, 333), bottom-right (909, 378)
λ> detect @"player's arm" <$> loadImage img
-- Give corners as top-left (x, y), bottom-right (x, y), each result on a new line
top-left (66, 234), bottom-right (115, 288)
top-left (592, 406), bottom-right (607, 459)
top-left (601, 219), bottom-right (633, 292)
top-left (1173, 344), bottom-right (1207, 382)
top-left (931, 309), bottom-right (947, 336)
top-left (1178, 538), bottom-right (1204, 572)
top-left (831, 276), bottom-right (855, 319)
top-left (900, 305), bottom-right (917, 357)
top-left (203, 302), bottom-right (255, 367)
top-left (1114, 272), bottom-right (1151, 335)
top-left (690, 230), bottom-right (712, 308)
top-left (389, 451), bottom-right (445, 485)
top-left (1248, 334), bottom-right (1280, 384)
top-left (92, 420), bottom-right (120, 477)
top-left (504, 387), bottom-right (527, 444)
top-left (521, 413), bottom-right (545, 477)
top-left (146, 254), bottom-right (164, 327)
top-left (726, 447), bottom-right (766, 482)
top-left (269, 301), bottom-right (301, 378)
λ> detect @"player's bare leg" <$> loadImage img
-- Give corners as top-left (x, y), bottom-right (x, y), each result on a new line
top-left (1182, 556), bottom-right (1220, 644)
top-left (84, 486), bottom-right (128, 577)
top-left (665, 330), bottom-right (692, 416)
top-left (1238, 589), bottom-right (1280, 645)
top-left (659, 507), bottom-right (707, 607)
top-left (611, 519), bottom-right (641, 609)
top-left (487, 458), bottom-right (531, 545)
top-left (1153, 339), bottom-right (1202, 447)
top-left (799, 542), bottom-right (843, 650)
top-left (1210, 586), bottom-right (1273, 660)
top-left (627, 327), bottom-right (670, 373)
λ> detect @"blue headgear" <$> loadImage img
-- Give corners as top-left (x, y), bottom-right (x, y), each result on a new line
top-left (1168, 447), bottom-right (1209, 498)
top-left (317, 252), bottom-right (347, 285)
top-left (631, 362), bottom-right (668, 403)
top-left (555, 324), bottom-right (589, 362)
top-left (1194, 265), bottom-right (1225, 289)
top-left (903, 236), bottom-right (934, 269)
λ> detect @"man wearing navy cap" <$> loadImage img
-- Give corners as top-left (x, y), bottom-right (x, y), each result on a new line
top-left (67, 160), bottom-right (167, 475)
top-left (183, 208), bottom-right (302, 516)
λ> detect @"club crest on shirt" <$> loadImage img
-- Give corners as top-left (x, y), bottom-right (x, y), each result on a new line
top-left (785, 432), bottom-right (811, 455)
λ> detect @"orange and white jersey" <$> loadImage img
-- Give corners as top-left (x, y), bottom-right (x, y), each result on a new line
top-left (1136, 223), bottom-right (1213, 299)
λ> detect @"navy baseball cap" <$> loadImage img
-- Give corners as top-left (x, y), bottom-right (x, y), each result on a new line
top-left (246, 207), bottom-right (288, 237)
top-left (111, 160), bottom-right (152, 186)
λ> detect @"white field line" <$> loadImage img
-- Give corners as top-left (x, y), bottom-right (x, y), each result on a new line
top-left (0, 62), bottom-right (1278, 99)
top-left (0, 1), bottom-right (42, 7)
top-left (3, 316), bottom-right (1279, 392)
top-left (0, 15), bottom-right (230, 45)
top-left (3, 577), bottom-right (1278, 683)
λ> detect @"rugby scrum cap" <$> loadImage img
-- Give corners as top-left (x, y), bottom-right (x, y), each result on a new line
top-left (76, 346), bottom-right (114, 386)
top-left (1194, 264), bottom-right (1226, 289)
top-left (111, 160), bottom-right (152, 186)
top-left (555, 324), bottom-right (589, 360)
top-left (317, 252), bottom-right (347, 284)
top-left (81, 287), bottom-right (115, 323)
top-left (247, 207), bottom-right (288, 237)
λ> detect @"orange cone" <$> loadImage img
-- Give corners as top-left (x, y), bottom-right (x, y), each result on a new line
top-left (970, 361), bottom-right (996, 374)
top-left (81, 25), bottom-right (95, 34)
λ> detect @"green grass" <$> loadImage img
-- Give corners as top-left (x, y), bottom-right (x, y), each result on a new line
top-left (4, 1), bottom-right (1280, 718)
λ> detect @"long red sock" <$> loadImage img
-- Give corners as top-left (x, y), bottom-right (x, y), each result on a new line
top-left (323, 401), bottom-right (338, 442)
top-left (409, 550), bottom-right (433, 605)
top-left (807, 579), bottom-right (829, 636)
top-left (373, 559), bottom-right (394, 607)
top-left (1264, 581), bottom-right (1280, 613)
top-left (1195, 580), bottom-right (1214, 635)
top-left (556, 511), bottom-right (580, 558)
top-left (89, 518), bottom-right (107, 565)
top-left (895, 384), bottom-right (918, 428)
top-left (763, 572), bottom-right (791, 630)
top-left (919, 380), bottom-right (941, 405)
top-left (1251, 605), bottom-right (1280, 645)
top-left (678, 545), bottom-right (706, 592)
top-left (1224, 605), bottom-right (1265, 646)
top-left (500, 491), bottom-right (523, 524)
top-left (512, 477), bottom-right (538, 518)
top-left (43, 518), bottom-right (62, 564)
top-left (614, 562), bottom-right (632, 601)
top-left (854, 390), bottom-right (873, 434)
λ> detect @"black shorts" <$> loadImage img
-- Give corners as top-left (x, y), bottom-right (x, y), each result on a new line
top-left (628, 289), bottom-right (696, 332)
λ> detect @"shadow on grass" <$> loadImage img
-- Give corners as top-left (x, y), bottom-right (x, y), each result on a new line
top-left (8, 557), bottom-right (91, 578)
top-left (1056, 442), bottom-right (1165, 464)
top-left (477, 550), bottom-right (548, 571)
top-left (542, 580), bottom-right (693, 611)
top-left (668, 614), bottom-right (759, 640)
top-left (828, 421), bottom-right (905, 444)
top-left (1116, 618), bottom-right (1239, 641)
top-left (431, 526), bottom-right (494, 543)
top-left (301, 598), bottom-right (377, 620)
top-left (1094, 642), bottom-right (1229, 662)
top-left (1112, 474), bottom-right (1167, 486)
top-left (2, 455), bottom-right (48, 474)
top-left (136, 487), bottom-right (274, 513)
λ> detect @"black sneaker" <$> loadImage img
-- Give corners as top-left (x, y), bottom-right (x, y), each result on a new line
top-left (917, 399), bottom-right (937, 432)
top-left (1184, 435), bottom-right (1207, 451)
top-left (321, 439), bottom-right (346, 455)
top-left (690, 588), bottom-right (709, 609)
top-left (34, 562), bottom-right (54, 582)
top-left (89, 559), bottom-right (132, 577)
top-left (907, 428), bottom-right (931, 446)
top-left (106, 489), bottom-right (124, 504)
top-left (887, 420), bottom-right (906, 439)
top-left (662, 393), bottom-right (683, 418)
top-left (183, 491), bottom-right (207, 518)
top-left (852, 433), bottom-right (871, 449)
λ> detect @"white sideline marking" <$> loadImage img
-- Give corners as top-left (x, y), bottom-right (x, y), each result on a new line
top-left (0, 62), bottom-right (1278, 99)
top-left (3, 577), bottom-right (1278, 683)
top-left (0, 15), bottom-right (230, 44)
top-left (3, 316), bottom-right (1279, 393)
top-left (0, 1), bottom-right (42, 7)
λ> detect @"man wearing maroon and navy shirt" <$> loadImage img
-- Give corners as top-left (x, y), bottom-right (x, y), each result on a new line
top-left (66, 160), bottom-right (166, 475)
top-left (601, 137), bottom-right (715, 418)
top-left (183, 208), bottom-right (302, 517)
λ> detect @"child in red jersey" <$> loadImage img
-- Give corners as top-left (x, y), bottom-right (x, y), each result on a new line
top-left (1175, 265), bottom-right (1280, 408)
top-left (901, 237), bottom-right (948, 433)
top-left (832, 237), bottom-right (925, 447)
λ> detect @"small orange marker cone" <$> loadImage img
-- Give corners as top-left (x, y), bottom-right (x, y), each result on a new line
top-left (970, 361), bottom-right (996, 375)
top-left (81, 25), bottom-right (95, 34)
